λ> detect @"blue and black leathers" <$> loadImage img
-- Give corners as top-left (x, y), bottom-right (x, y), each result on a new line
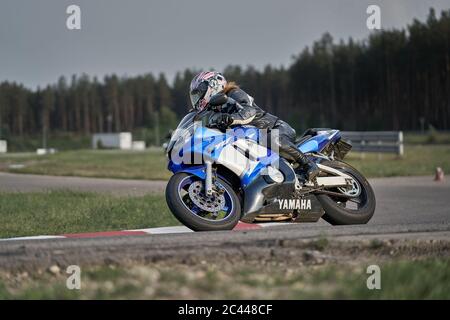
top-left (210, 87), bottom-right (320, 180)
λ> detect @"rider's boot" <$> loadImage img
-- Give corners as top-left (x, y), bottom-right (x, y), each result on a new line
top-left (277, 136), bottom-right (320, 182)
top-left (297, 153), bottom-right (320, 181)
top-left (289, 147), bottom-right (320, 181)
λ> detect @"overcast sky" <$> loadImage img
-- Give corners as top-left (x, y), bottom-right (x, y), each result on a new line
top-left (1, 0), bottom-right (449, 89)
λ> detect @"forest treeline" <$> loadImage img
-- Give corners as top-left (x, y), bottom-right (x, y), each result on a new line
top-left (0, 8), bottom-right (449, 142)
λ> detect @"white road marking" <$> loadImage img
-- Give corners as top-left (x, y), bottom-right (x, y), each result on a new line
top-left (0, 235), bottom-right (66, 241)
top-left (129, 226), bottom-right (193, 234)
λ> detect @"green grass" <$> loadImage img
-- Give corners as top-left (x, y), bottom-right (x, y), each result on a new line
top-left (1, 258), bottom-right (449, 299)
top-left (346, 145), bottom-right (450, 178)
top-left (339, 259), bottom-right (450, 299)
top-left (1, 144), bottom-right (449, 180)
top-left (0, 148), bottom-right (171, 180)
top-left (0, 191), bottom-right (178, 238)
top-left (5, 133), bottom-right (91, 152)
top-left (404, 131), bottom-right (450, 145)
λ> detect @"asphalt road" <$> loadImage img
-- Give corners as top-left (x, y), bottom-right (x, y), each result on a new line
top-left (0, 173), bottom-right (449, 271)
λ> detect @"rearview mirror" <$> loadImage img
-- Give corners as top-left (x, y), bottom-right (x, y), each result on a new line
top-left (209, 93), bottom-right (228, 106)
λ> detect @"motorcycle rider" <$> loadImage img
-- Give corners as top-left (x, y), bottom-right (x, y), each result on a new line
top-left (189, 71), bottom-right (320, 181)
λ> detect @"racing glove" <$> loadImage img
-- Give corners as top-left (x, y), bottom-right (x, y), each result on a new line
top-left (215, 113), bottom-right (234, 131)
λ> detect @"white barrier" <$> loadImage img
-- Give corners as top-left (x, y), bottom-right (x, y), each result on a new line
top-left (36, 148), bottom-right (57, 155)
top-left (0, 140), bottom-right (6, 153)
top-left (132, 141), bottom-right (146, 151)
top-left (92, 132), bottom-right (132, 150)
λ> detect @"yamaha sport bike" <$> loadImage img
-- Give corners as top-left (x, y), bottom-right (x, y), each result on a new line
top-left (165, 108), bottom-right (375, 231)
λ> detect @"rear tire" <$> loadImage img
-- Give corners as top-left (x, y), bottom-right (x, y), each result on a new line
top-left (166, 173), bottom-right (241, 231)
top-left (317, 160), bottom-right (376, 225)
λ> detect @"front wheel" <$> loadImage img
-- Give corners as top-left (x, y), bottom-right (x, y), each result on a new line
top-left (165, 172), bottom-right (241, 231)
top-left (317, 160), bottom-right (376, 225)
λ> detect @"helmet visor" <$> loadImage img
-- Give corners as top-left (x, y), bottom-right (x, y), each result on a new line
top-left (189, 81), bottom-right (208, 109)
top-left (190, 91), bottom-right (203, 109)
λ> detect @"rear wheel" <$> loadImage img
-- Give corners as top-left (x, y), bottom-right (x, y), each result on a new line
top-left (317, 160), bottom-right (376, 225)
top-left (165, 172), bottom-right (241, 231)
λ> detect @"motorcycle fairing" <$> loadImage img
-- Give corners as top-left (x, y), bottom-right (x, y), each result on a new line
top-left (167, 125), bottom-right (343, 223)
top-left (298, 129), bottom-right (341, 153)
top-left (168, 127), bottom-right (340, 187)
top-left (240, 158), bottom-right (301, 222)
top-left (168, 125), bottom-right (279, 187)
top-left (167, 163), bottom-right (207, 180)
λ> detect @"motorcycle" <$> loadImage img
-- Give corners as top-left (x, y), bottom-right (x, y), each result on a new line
top-left (165, 101), bottom-right (376, 231)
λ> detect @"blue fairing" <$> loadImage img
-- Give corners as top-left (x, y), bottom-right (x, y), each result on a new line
top-left (168, 124), bottom-right (341, 186)
top-left (167, 162), bottom-right (206, 179)
top-left (168, 125), bottom-right (279, 186)
top-left (298, 130), bottom-right (341, 153)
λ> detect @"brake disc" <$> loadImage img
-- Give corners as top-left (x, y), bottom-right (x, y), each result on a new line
top-left (188, 181), bottom-right (226, 212)
top-left (337, 178), bottom-right (361, 197)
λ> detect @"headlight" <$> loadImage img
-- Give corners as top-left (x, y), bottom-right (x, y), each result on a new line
top-left (263, 166), bottom-right (285, 184)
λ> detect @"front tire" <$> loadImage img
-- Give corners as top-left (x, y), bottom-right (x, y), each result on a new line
top-left (165, 172), bottom-right (241, 231)
top-left (317, 160), bottom-right (376, 225)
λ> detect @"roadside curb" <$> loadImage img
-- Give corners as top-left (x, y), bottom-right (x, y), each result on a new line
top-left (0, 222), bottom-right (289, 242)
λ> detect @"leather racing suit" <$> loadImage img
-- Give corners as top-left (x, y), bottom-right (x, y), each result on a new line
top-left (208, 87), bottom-right (319, 180)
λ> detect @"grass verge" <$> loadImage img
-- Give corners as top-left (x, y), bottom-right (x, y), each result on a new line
top-left (346, 145), bottom-right (450, 177)
top-left (1, 145), bottom-right (449, 180)
top-left (1, 257), bottom-right (449, 299)
top-left (0, 191), bottom-right (178, 238)
top-left (0, 149), bottom-right (171, 180)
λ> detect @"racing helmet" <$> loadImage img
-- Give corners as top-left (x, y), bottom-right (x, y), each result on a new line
top-left (189, 71), bottom-right (227, 111)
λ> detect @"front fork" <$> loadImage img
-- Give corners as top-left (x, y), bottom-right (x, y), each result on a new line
top-left (205, 160), bottom-right (213, 196)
